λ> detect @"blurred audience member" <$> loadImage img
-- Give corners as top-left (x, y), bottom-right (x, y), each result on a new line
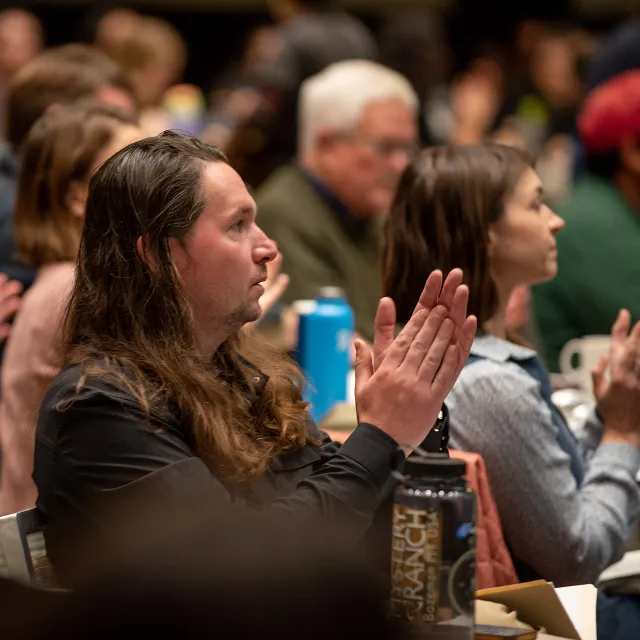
top-left (497, 29), bottom-right (583, 153)
top-left (205, 0), bottom-right (377, 187)
top-left (378, 10), bottom-right (453, 147)
top-left (94, 7), bottom-right (141, 59)
top-left (534, 132), bottom-right (575, 206)
top-left (486, 117), bottom-right (527, 149)
top-left (265, 0), bottom-right (376, 83)
top-left (0, 44), bottom-right (135, 289)
top-left (383, 143), bottom-right (640, 586)
top-left (0, 9), bottom-right (43, 82)
top-left (108, 16), bottom-right (187, 135)
top-left (0, 102), bottom-right (140, 515)
top-left (257, 60), bottom-right (418, 341)
top-left (534, 71), bottom-right (640, 371)
top-left (33, 131), bottom-right (474, 586)
top-left (588, 18), bottom-right (640, 91)
top-left (450, 55), bottom-right (505, 145)
top-left (204, 25), bottom-right (287, 172)
top-left (0, 499), bottom-right (396, 640)
top-left (514, 19), bottom-right (547, 65)
top-left (0, 9), bottom-right (43, 136)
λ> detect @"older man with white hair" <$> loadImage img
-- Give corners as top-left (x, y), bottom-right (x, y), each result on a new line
top-left (257, 60), bottom-right (418, 341)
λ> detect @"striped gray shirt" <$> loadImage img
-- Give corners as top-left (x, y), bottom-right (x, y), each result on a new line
top-left (446, 334), bottom-right (640, 586)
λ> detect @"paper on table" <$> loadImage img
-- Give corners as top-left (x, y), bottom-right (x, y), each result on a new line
top-left (555, 585), bottom-right (597, 640)
top-left (476, 581), bottom-right (580, 639)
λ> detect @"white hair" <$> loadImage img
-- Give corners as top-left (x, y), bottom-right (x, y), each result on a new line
top-left (298, 59), bottom-right (419, 153)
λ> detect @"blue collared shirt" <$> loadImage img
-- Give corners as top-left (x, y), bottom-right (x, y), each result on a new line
top-left (301, 168), bottom-right (375, 241)
top-left (446, 334), bottom-right (640, 586)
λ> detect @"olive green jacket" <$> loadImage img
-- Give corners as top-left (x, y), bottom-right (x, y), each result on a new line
top-left (256, 163), bottom-right (381, 341)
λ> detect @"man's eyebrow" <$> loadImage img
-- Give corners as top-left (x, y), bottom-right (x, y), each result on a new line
top-left (229, 204), bottom-right (257, 217)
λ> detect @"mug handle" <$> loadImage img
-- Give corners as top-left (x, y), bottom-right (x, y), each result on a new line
top-left (559, 339), bottom-right (582, 373)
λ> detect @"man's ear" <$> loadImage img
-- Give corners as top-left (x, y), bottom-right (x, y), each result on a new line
top-left (136, 235), bottom-right (156, 270)
top-left (66, 180), bottom-right (89, 219)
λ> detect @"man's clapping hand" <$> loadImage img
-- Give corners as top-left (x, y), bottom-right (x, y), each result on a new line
top-left (354, 270), bottom-right (476, 451)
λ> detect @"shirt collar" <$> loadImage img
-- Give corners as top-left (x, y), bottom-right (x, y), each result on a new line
top-left (211, 354), bottom-right (269, 398)
top-left (300, 166), bottom-right (374, 239)
top-left (470, 334), bottom-right (537, 363)
top-left (239, 356), bottom-right (269, 395)
top-left (302, 167), bottom-right (353, 219)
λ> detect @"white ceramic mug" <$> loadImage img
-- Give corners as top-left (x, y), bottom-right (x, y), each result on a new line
top-left (559, 335), bottom-right (611, 395)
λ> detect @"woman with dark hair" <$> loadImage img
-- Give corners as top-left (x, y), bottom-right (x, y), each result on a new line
top-left (33, 131), bottom-right (476, 586)
top-left (0, 102), bottom-right (140, 516)
top-left (383, 143), bottom-right (640, 586)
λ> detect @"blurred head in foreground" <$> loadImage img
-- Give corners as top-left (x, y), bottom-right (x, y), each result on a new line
top-left (3, 490), bottom-right (397, 639)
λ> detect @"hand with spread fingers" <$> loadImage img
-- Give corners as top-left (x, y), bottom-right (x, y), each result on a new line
top-left (367, 268), bottom-right (473, 378)
top-left (258, 252), bottom-right (289, 318)
top-left (593, 309), bottom-right (640, 448)
top-left (0, 274), bottom-right (22, 342)
top-left (244, 253), bottom-right (290, 333)
top-left (354, 269), bottom-right (477, 451)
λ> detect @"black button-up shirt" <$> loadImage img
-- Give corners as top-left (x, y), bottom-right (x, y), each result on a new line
top-left (34, 364), bottom-right (406, 585)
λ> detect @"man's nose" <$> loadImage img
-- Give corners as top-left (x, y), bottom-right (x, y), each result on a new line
top-left (254, 227), bottom-right (278, 263)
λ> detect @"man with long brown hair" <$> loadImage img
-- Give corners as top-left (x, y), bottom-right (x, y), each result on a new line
top-left (33, 131), bottom-right (476, 586)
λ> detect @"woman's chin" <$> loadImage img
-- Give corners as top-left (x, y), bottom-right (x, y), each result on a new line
top-left (541, 264), bottom-right (558, 283)
top-left (526, 266), bottom-right (557, 287)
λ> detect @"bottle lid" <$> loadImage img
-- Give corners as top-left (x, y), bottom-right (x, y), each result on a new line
top-left (318, 286), bottom-right (346, 299)
top-left (404, 453), bottom-right (466, 482)
top-left (291, 299), bottom-right (317, 316)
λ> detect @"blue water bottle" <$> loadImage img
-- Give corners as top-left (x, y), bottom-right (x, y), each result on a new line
top-left (294, 287), bottom-right (354, 423)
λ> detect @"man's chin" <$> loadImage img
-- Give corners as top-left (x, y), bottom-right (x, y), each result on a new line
top-left (225, 304), bottom-right (263, 333)
top-left (247, 306), bottom-right (262, 323)
top-left (242, 305), bottom-right (263, 326)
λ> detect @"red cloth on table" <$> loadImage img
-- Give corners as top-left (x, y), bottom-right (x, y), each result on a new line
top-left (324, 430), bottom-right (519, 589)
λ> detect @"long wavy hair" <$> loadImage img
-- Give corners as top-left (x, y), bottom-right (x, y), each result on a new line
top-left (63, 131), bottom-right (310, 486)
top-left (383, 143), bottom-right (533, 326)
top-left (15, 101), bottom-right (138, 268)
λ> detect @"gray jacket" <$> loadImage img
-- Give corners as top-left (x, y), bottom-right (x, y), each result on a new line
top-left (447, 335), bottom-right (640, 586)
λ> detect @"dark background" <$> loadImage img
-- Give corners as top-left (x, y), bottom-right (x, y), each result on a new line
top-left (8, 0), bottom-right (629, 94)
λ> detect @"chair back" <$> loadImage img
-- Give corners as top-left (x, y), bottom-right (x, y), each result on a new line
top-left (598, 550), bottom-right (640, 595)
top-left (0, 508), bottom-right (46, 585)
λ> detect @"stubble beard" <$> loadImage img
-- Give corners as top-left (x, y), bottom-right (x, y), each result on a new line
top-left (225, 302), bottom-right (261, 333)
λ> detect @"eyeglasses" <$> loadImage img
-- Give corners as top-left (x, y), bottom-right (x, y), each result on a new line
top-left (341, 134), bottom-right (419, 159)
